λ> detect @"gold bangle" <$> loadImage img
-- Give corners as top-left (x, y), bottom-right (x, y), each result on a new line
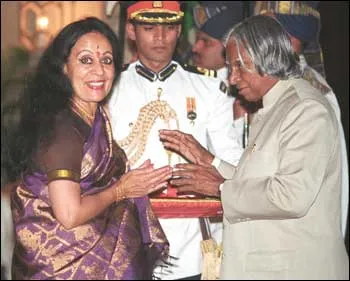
top-left (115, 183), bottom-right (126, 201)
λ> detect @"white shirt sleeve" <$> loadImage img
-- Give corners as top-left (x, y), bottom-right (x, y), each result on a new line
top-left (206, 89), bottom-right (244, 166)
top-left (211, 156), bottom-right (224, 191)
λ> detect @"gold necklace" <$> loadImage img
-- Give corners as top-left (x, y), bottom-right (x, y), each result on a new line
top-left (70, 99), bottom-right (95, 126)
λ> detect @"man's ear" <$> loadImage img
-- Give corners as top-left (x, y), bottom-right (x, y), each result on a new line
top-left (126, 22), bottom-right (136, 41)
top-left (63, 64), bottom-right (68, 74)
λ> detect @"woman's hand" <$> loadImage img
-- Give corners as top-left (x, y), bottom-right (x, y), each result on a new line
top-left (115, 160), bottom-right (172, 200)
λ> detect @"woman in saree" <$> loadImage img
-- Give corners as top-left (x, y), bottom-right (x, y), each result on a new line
top-left (8, 17), bottom-right (172, 280)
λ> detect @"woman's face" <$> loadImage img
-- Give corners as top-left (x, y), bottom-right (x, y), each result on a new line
top-left (64, 32), bottom-right (115, 103)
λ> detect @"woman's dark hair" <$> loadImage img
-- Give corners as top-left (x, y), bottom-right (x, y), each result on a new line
top-left (4, 17), bottom-right (121, 182)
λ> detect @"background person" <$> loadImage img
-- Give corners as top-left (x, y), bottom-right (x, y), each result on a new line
top-left (108, 1), bottom-right (243, 279)
top-left (5, 17), bottom-right (171, 280)
top-left (191, 1), bottom-right (244, 80)
top-left (192, 1), bottom-right (260, 142)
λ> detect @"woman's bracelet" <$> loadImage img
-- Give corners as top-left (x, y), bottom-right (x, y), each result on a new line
top-left (115, 182), bottom-right (126, 201)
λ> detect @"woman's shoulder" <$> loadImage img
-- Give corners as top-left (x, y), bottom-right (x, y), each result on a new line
top-left (53, 108), bottom-right (90, 141)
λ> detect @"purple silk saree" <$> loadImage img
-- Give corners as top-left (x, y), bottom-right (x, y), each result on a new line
top-left (11, 107), bottom-right (168, 279)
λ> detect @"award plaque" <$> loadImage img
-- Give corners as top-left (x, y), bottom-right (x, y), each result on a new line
top-left (150, 185), bottom-right (223, 218)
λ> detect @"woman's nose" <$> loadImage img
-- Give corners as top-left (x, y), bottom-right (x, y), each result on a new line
top-left (93, 61), bottom-right (104, 75)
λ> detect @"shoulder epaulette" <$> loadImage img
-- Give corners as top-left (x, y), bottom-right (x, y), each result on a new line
top-left (122, 63), bottom-right (130, 72)
top-left (181, 63), bottom-right (217, 78)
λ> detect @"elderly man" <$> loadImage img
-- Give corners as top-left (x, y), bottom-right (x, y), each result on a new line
top-left (160, 15), bottom-right (349, 279)
top-left (254, 0), bottom-right (349, 240)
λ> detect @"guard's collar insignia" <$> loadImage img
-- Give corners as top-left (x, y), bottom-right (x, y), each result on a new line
top-left (135, 63), bottom-right (177, 82)
top-left (220, 81), bottom-right (228, 94)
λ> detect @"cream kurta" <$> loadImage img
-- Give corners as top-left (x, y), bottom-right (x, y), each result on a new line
top-left (218, 78), bottom-right (349, 279)
top-left (299, 54), bottom-right (349, 238)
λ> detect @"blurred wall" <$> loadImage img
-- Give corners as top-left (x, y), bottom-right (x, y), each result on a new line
top-left (1, 1), bottom-right (132, 64)
top-left (319, 0), bottom-right (349, 253)
top-left (1, 2), bottom-right (20, 54)
top-left (1, 1), bottom-right (105, 55)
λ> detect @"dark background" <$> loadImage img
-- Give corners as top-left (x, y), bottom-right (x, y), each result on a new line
top-left (319, 1), bottom-right (349, 251)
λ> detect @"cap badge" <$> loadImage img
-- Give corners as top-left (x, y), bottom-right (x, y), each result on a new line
top-left (153, 1), bottom-right (163, 8)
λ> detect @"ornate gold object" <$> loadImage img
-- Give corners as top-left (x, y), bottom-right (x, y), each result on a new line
top-left (118, 88), bottom-right (179, 166)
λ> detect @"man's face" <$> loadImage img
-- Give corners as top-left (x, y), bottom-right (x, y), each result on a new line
top-left (226, 40), bottom-right (269, 102)
top-left (192, 31), bottom-right (225, 70)
top-left (127, 23), bottom-right (181, 72)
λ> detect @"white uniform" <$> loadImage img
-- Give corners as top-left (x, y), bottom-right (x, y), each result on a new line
top-left (217, 66), bottom-right (246, 148)
top-left (108, 60), bottom-right (243, 279)
top-left (300, 55), bottom-right (349, 238)
top-left (216, 67), bottom-right (228, 81)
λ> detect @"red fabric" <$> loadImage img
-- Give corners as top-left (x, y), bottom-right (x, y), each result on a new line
top-left (150, 198), bottom-right (223, 218)
top-left (149, 184), bottom-right (222, 218)
top-left (152, 184), bottom-right (179, 198)
top-left (127, 1), bottom-right (181, 19)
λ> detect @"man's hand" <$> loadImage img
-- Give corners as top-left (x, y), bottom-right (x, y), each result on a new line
top-left (159, 129), bottom-right (214, 166)
top-left (170, 163), bottom-right (224, 197)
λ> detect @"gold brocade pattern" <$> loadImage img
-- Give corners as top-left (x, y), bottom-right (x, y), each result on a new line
top-left (102, 108), bottom-right (114, 160)
top-left (146, 200), bottom-right (170, 243)
top-left (18, 227), bottom-right (41, 252)
top-left (71, 224), bottom-right (95, 241)
top-left (81, 153), bottom-right (95, 179)
top-left (109, 203), bottom-right (137, 279)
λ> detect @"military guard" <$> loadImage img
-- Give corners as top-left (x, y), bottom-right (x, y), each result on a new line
top-left (108, 1), bottom-right (243, 279)
top-left (192, 1), bottom-right (245, 80)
